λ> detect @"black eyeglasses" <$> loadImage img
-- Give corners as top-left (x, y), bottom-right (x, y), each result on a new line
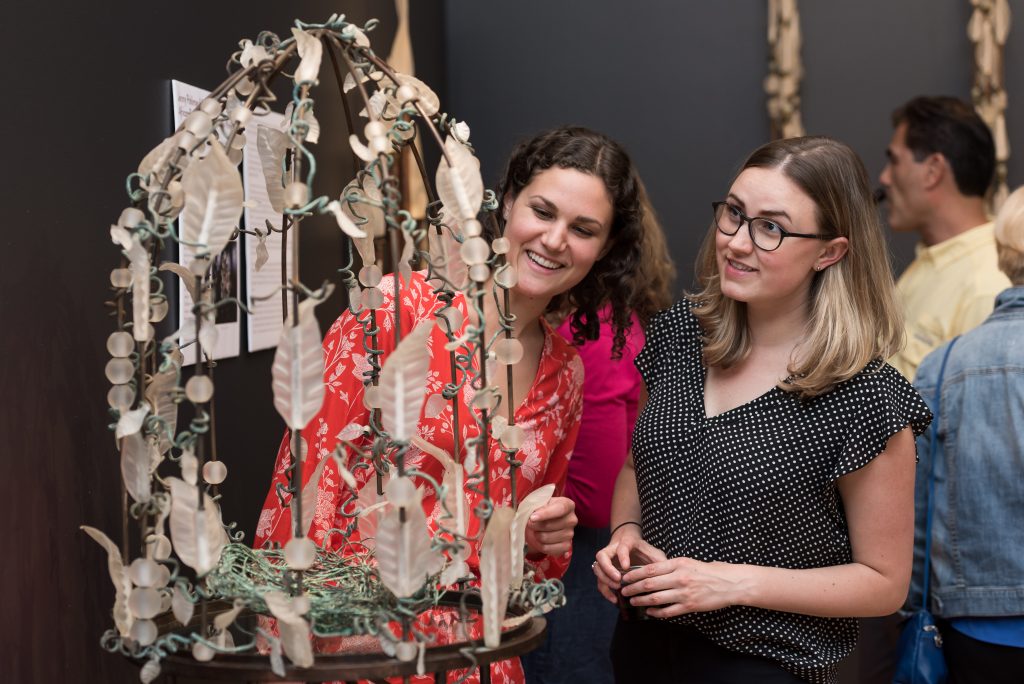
top-left (712, 201), bottom-right (832, 252)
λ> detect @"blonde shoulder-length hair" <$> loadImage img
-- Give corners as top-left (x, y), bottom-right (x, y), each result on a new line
top-left (690, 136), bottom-right (904, 398)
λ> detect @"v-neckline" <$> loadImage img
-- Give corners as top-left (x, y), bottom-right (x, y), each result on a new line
top-left (699, 363), bottom-right (785, 421)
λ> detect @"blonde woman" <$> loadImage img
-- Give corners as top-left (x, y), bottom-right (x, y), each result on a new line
top-left (594, 137), bottom-right (932, 683)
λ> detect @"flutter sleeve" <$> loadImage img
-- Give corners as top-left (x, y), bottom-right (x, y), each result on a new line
top-left (634, 299), bottom-right (694, 394)
top-left (832, 362), bottom-right (933, 479)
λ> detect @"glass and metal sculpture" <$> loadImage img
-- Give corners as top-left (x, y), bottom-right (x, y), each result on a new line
top-left (86, 13), bottom-right (563, 683)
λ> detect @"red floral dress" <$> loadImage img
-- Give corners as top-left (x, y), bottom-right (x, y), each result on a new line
top-left (255, 271), bottom-right (584, 684)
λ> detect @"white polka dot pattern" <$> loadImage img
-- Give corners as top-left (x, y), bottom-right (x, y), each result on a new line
top-left (632, 299), bottom-right (932, 683)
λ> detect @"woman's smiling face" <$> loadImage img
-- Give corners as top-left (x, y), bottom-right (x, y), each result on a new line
top-left (503, 166), bottom-right (614, 305)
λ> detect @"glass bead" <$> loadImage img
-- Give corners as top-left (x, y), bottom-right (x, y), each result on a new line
top-left (364, 121), bottom-right (386, 139)
top-left (494, 338), bottom-right (524, 365)
top-left (460, 237), bottom-right (490, 266)
top-left (130, 619), bottom-right (158, 646)
top-left (229, 106), bottom-right (251, 125)
top-left (363, 385), bottom-right (381, 409)
top-left (363, 286), bottom-right (384, 310)
top-left (183, 110), bottom-right (213, 139)
top-left (105, 358), bottom-right (135, 385)
top-left (110, 268), bottom-right (132, 288)
top-left (199, 98), bottom-right (222, 118)
top-left (128, 587), bottom-right (162, 619)
top-left (396, 641), bottom-right (418, 662)
top-left (284, 182), bottom-right (308, 209)
top-left (107, 331), bottom-right (134, 357)
top-left (395, 84), bottom-right (418, 104)
top-left (500, 424), bottom-right (526, 450)
top-left (119, 207), bottom-right (144, 228)
top-left (176, 130), bottom-right (196, 151)
top-left (192, 641), bottom-right (215, 662)
top-left (149, 299), bottom-right (169, 323)
top-left (359, 264), bottom-right (383, 287)
top-left (348, 285), bottom-right (363, 313)
top-left (202, 460), bottom-right (227, 485)
top-left (494, 266), bottom-right (518, 289)
top-left (107, 384), bottom-right (135, 411)
top-left (155, 563), bottom-right (171, 588)
top-left (369, 136), bottom-right (391, 156)
top-left (128, 558), bottom-right (162, 588)
top-left (229, 133), bottom-right (247, 150)
top-left (185, 375), bottom-right (214, 403)
top-left (469, 264), bottom-right (490, 282)
top-left (284, 537), bottom-right (316, 570)
top-left (462, 219), bottom-right (482, 237)
top-left (491, 237), bottom-right (510, 254)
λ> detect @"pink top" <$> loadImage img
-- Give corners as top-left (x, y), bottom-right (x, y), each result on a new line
top-left (557, 309), bottom-right (645, 528)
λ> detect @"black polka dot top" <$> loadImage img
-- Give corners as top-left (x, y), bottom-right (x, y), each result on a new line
top-left (631, 299), bottom-right (932, 683)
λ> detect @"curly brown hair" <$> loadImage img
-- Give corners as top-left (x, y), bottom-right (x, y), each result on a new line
top-left (494, 126), bottom-right (674, 358)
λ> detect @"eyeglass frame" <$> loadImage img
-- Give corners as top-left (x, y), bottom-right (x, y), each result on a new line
top-left (711, 201), bottom-right (834, 252)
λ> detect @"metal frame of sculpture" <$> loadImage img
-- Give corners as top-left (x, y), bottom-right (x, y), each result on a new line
top-left (86, 13), bottom-right (564, 683)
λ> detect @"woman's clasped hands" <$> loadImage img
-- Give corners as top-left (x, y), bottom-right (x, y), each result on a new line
top-left (594, 527), bottom-right (748, 618)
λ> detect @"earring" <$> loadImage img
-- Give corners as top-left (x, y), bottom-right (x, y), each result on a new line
top-left (814, 265), bottom-right (822, 272)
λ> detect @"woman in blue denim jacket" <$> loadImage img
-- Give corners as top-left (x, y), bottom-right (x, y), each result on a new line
top-left (910, 185), bottom-right (1024, 683)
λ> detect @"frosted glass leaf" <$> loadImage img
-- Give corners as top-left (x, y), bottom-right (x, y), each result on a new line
top-left (268, 636), bottom-right (284, 676)
top-left (271, 298), bottom-right (326, 430)
top-left (331, 453), bottom-right (358, 489)
top-left (167, 477), bottom-right (228, 576)
top-left (427, 224), bottom-right (467, 291)
top-left (158, 262), bottom-right (199, 303)
top-left (480, 507), bottom-right (515, 648)
top-left (180, 140), bottom-right (244, 260)
top-left (994, 0), bottom-right (1010, 44)
top-left (138, 132), bottom-right (187, 185)
top-left (116, 406), bottom-right (150, 440)
top-left (290, 28), bottom-right (323, 84)
top-left (121, 432), bottom-right (154, 503)
top-left (410, 435), bottom-right (454, 470)
top-left (435, 136), bottom-right (483, 221)
top-left (256, 125), bottom-right (289, 214)
top-left (81, 526), bottom-right (134, 637)
top-left (110, 229), bottom-right (153, 341)
top-left (300, 453), bottom-right (331, 536)
top-left (263, 591), bottom-right (314, 668)
top-left (172, 583), bottom-right (194, 625)
top-left (181, 447), bottom-right (198, 486)
top-left (349, 134), bottom-right (374, 162)
top-left (140, 656), bottom-right (161, 684)
top-left (399, 228), bottom-right (414, 284)
top-left (394, 73), bottom-right (440, 117)
top-left (239, 39), bottom-right (270, 68)
top-left (327, 200), bottom-right (367, 238)
top-left (509, 484), bottom-right (555, 587)
top-left (145, 359), bottom-right (180, 454)
top-left (378, 322), bottom-right (433, 441)
top-left (255, 229), bottom-right (270, 272)
top-left (376, 477), bottom-right (444, 597)
top-left (424, 393), bottom-right (446, 419)
top-left (355, 482), bottom-right (384, 550)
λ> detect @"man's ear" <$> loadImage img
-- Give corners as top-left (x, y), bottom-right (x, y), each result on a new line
top-left (922, 152), bottom-right (947, 191)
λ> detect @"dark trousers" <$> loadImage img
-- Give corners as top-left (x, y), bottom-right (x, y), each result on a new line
top-left (521, 525), bottom-right (618, 684)
top-left (937, 619), bottom-right (1024, 684)
top-left (609, 617), bottom-right (804, 684)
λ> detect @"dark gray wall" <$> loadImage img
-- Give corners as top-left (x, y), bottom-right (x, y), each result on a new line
top-left (0, 2), bottom-right (443, 682)
top-left (444, 0), bottom-right (1024, 291)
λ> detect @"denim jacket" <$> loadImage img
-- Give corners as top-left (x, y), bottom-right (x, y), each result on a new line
top-left (908, 286), bottom-right (1024, 617)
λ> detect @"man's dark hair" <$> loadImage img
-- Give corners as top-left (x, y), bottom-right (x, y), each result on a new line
top-left (892, 96), bottom-right (995, 197)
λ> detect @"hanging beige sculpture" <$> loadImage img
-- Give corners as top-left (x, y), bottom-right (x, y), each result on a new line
top-left (969, 0), bottom-right (1011, 210)
top-left (765, 0), bottom-right (805, 139)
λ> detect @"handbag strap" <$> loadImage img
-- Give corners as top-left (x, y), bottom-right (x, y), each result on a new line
top-left (922, 336), bottom-right (959, 604)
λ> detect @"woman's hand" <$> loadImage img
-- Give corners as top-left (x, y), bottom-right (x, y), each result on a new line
top-left (524, 496), bottom-right (577, 557)
top-left (593, 526), bottom-right (667, 603)
top-left (618, 557), bottom-right (747, 618)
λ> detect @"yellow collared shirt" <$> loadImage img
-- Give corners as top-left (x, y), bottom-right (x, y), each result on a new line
top-left (889, 222), bottom-right (1010, 380)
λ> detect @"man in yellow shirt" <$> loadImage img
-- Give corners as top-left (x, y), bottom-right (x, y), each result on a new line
top-left (881, 96), bottom-right (1009, 380)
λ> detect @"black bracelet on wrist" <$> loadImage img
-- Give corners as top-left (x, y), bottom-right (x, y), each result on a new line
top-left (611, 520), bottom-right (641, 536)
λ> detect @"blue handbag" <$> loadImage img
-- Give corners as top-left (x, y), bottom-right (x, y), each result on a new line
top-left (892, 338), bottom-right (958, 684)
